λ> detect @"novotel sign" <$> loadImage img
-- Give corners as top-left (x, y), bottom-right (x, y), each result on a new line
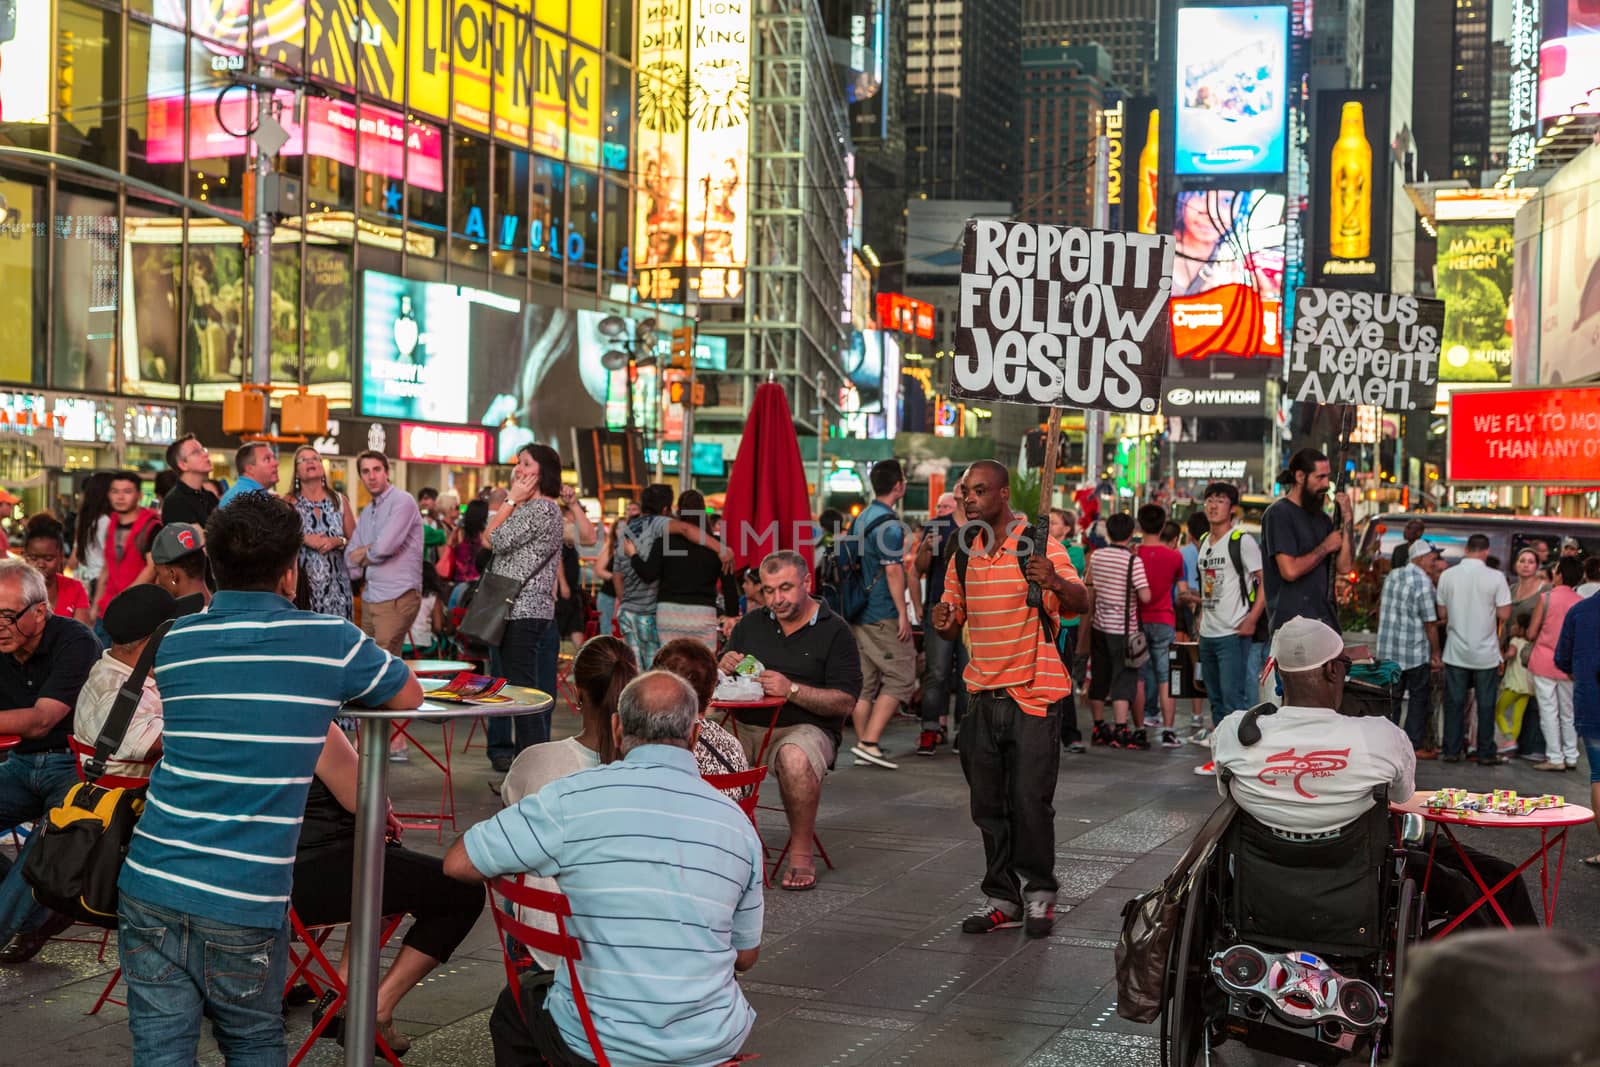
top-left (1162, 383), bottom-right (1267, 416)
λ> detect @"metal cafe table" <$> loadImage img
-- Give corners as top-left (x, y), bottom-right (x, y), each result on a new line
top-left (339, 686), bottom-right (552, 1065)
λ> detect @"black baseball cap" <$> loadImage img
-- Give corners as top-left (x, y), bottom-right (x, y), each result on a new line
top-left (101, 585), bottom-right (204, 645)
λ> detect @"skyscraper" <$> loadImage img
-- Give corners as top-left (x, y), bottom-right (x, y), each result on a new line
top-left (1019, 45), bottom-right (1111, 229)
top-left (905, 0), bottom-right (1022, 203)
top-left (1412, 0), bottom-right (1493, 180)
top-left (1021, 0), bottom-right (1158, 94)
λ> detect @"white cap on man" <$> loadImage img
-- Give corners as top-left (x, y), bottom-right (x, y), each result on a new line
top-left (1408, 539), bottom-right (1438, 561)
top-left (1271, 617), bottom-right (1346, 673)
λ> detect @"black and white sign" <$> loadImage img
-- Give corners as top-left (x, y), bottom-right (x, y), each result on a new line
top-left (1162, 382), bottom-right (1268, 416)
top-left (1287, 288), bottom-right (1444, 412)
top-left (952, 220), bottom-right (1173, 413)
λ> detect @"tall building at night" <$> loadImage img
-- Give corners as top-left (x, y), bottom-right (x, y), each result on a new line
top-left (1021, 0), bottom-right (1158, 94)
top-left (905, 0), bottom-right (1021, 203)
top-left (1019, 45), bottom-right (1111, 229)
top-left (1412, 0), bottom-right (1493, 180)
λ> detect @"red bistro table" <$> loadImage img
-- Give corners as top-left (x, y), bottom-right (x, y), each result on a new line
top-left (1391, 791), bottom-right (1595, 934)
top-left (711, 697), bottom-right (788, 767)
top-left (0, 735), bottom-right (19, 759)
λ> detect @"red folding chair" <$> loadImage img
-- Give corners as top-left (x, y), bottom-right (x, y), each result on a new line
top-left (285, 908), bottom-right (408, 1067)
top-left (67, 736), bottom-right (150, 1014)
top-left (556, 653), bottom-right (581, 715)
top-left (372, 717), bottom-right (457, 840)
top-left (701, 766), bottom-right (769, 831)
top-left (487, 877), bottom-right (612, 1067)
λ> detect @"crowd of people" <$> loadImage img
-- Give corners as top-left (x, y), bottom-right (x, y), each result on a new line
top-left (1, 431), bottom-right (1597, 1065)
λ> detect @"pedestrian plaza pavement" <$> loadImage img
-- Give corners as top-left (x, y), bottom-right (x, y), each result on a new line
top-left (5, 706), bottom-right (1599, 1066)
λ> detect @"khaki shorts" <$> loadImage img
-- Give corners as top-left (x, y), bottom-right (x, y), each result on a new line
top-left (852, 618), bottom-right (917, 704)
top-left (733, 720), bottom-right (836, 782)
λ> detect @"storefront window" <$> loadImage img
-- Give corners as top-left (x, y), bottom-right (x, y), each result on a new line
top-left (407, 168), bottom-right (448, 259)
top-left (189, 38), bottom-right (251, 215)
top-left (568, 166), bottom-right (599, 293)
top-left (127, 20), bottom-right (189, 192)
top-left (493, 147), bottom-right (531, 277)
top-left (529, 154), bottom-right (564, 287)
top-left (53, 187), bottom-right (120, 394)
top-left (56, 1), bottom-right (121, 169)
top-left (602, 177), bottom-right (629, 291)
top-left (606, 0), bottom-right (634, 62)
top-left (303, 243), bottom-right (353, 407)
top-left (122, 199), bottom-right (184, 399)
top-left (186, 228), bottom-right (248, 400)
top-left (603, 59), bottom-right (630, 172)
top-left (271, 238), bottom-right (302, 385)
top-left (304, 91), bottom-right (357, 217)
top-left (449, 134), bottom-right (491, 272)
top-left (0, 175), bottom-right (47, 386)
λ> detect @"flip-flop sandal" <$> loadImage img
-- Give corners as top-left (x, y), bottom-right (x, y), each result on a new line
top-left (782, 867), bottom-right (817, 892)
top-left (1582, 856), bottom-right (1600, 869)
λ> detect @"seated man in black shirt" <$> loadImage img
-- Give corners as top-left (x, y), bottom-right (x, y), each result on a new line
top-left (0, 557), bottom-right (100, 962)
top-left (719, 550), bottom-right (862, 891)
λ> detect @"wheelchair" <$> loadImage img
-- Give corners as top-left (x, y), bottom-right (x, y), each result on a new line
top-left (1159, 777), bottom-right (1426, 1066)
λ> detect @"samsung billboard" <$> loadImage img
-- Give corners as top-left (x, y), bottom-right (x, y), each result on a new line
top-left (1173, 4), bottom-right (1289, 176)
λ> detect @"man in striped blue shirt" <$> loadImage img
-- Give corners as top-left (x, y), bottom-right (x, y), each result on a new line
top-left (445, 670), bottom-right (764, 1067)
top-left (117, 493), bottom-right (421, 1064)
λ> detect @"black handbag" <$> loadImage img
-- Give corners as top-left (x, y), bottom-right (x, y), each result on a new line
top-left (23, 618), bottom-right (174, 928)
top-left (457, 531), bottom-right (561, 649)
top-left (1124, 552), bottom-right (1150, 668)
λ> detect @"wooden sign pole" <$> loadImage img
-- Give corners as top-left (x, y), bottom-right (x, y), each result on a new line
top-left (1027, 407), bottom-right (1064, 608)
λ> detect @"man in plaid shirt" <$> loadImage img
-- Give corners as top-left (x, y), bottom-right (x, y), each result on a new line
top-left (1376, 539), bottom-right (1443, 756)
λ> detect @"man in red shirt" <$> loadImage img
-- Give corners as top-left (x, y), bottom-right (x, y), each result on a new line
top-left (96, 472), bottom-right (160, 626)
top-left (932, 461), bottom-right (1088, 938)
top-left (1136, 504), bottom-right (1188, 748)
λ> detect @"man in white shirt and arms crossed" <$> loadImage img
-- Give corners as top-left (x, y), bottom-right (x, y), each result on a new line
top-left (1435, 534), bottom-right (1512, 766)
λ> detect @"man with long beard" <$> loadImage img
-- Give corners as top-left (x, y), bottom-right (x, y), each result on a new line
top-left (1260, 448), bottom-right (1354, 636)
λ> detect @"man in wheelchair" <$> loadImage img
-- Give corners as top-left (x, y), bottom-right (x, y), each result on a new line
top-left (1160, 618), bottom-right (1537, 1066)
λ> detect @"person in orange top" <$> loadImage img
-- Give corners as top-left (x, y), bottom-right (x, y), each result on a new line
top-left (931, 460), bottom-right (1088, 939)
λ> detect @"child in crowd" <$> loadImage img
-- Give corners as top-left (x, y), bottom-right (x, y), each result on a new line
top-left (1497, 611), bottom-right (1535, 749)
top-left (24, 514), bottom-right (91, 626)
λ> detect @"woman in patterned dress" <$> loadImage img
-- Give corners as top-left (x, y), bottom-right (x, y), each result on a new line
top-left (287, 445), bottom-right (356, 619)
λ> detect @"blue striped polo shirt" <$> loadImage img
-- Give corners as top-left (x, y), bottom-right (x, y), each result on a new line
top-left (119, 590), bottom-right (412, 928)
top-left (464, 744), bottom-right (764, 1067)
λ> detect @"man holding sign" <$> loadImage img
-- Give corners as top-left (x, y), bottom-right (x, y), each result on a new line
top-left (932, 461), bottom-right (1088, 939)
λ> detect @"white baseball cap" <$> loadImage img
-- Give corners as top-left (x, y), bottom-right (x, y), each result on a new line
top-left (1271, 617), bottom-right (1346, 673)
top-left (1408, 539), bottom-right (1439, 560)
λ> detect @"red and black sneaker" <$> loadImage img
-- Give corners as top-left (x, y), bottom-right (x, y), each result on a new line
top-left (916, 730), bottom-right (941, 756)
top-left (1127, 728), bottom-right (1151, 751)
top-left (1091, 721), bottom-right (1113, 746)
top-left (961, 905), bottom-right (1022, 934)
top-left (1111, 724), bottom-right (1133, 749)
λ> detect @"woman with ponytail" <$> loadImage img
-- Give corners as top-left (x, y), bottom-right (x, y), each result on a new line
top-left (501, 634), bottom-right (638, 806)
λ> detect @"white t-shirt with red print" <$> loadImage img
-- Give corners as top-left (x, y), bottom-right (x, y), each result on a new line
top-left (1212, 705), bottom-right (1416, 834)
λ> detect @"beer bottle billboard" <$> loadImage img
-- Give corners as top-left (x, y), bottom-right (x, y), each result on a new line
top-left (1329, 101), bottom-right (1371, 259)
top-left (1311, 89), bottom-right (1389, 290)
top-left (1138, 109), bottom-right (1159, 235)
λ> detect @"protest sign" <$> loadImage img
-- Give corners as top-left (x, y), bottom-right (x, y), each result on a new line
top-left (952, 220), bottom-right (1174, 414)
top-left (1287, 288), bottom-right (1444, 411)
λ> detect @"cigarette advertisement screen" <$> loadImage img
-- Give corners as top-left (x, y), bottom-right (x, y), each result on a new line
top-left (1171, 190), bottom-right (1285, 359)
top-left (1174, 5), bottom-right (1289, 175)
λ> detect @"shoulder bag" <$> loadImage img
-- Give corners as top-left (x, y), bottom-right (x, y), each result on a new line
top-left (1114, 795), bottom-right (1237, 1022)
top-left (457, 509), bottom-right (562, 649)
top-left (22, 618), bottom-right (175, 928)
top-left (1124, 551), bottom-right (1151, 668)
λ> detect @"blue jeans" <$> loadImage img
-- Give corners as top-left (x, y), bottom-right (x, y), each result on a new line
top-left (596, 591), bottom-right (617, 639)
top-left (920, 624), bottom-right (969, 728)
top-left (119, 892), bottom-right (291, 1066)
top-left (1139, 623), bottom-right (1176, 726)
top-left (1443, 664), bottom-right (1500, 760)
top-left (1198, 634), bottom-right (1253, 727)
top-left (1247, 640), bottom-right (1269, 700)
top-left (0, 750), bottom-right (81, 941)
top-left (487, 617), bottom-right (558, 764)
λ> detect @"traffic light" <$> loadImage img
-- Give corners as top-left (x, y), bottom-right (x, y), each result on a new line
top-left (667, 379), bottom-right (689, 405)
top-left (670, 326), bottom-right (694, 369)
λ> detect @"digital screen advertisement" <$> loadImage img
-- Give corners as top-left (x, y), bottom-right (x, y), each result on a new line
top-left (1435, 222), bottom-right (1514, 382)
top-left (360, 270), bottom-right (606, 453)
top-left (1119, 97), bottom-right (1160, 235)
top-left (1539, 0), bottom-right (1600, 120)
top-left (0, 1), bottom-right (50, 125)
top-left (1448, 385), bottom-right (1600, 485)
top-left (1174, 5), bottom-right (1288, 175)
top-left (1310, 89), bottom-right (1391, 291)
top-left (1171, 189), bottom-right (1285, 359)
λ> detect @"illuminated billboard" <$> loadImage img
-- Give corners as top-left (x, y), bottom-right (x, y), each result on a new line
top-left (635, 0), bottom-right (751, 304)
top-left (1539, 0), bottom-right (1600, 121)
top-left (1437, 222), bottom-right (1514, 382)
top-left (1173, 5), bottom-right (1288, 175)
top-left (1119, 98), bottom-right (1159, 235)
top-left (0, 1), bottom-right (50, 124)
top-left (1310, 89), bottom-right (1391, 291)
top-left (1170, 190), bottom-right (1285, 359)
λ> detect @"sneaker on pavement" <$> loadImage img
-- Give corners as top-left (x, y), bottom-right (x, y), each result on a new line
top-left (1091, 721), bottom-right (1113, 746)
top-left (1111, 724), bottom-right (1132, 749)
top-left (1193, 761), bottom-right (1216, 776)
top-left (1128, 728), bottom-right (1151, 751)
top-left (1024, 900), bottom-right (1056, 939)
top-left (388, 748), bottom-right (409, 763)
top-left (1520, 752), bottom-right (1549, 763)
top-left (1188, 727), bottom-right (1212, 747)
top-left (916, 730), bottom-right (940, 756)
top-left (1415, 747), bottom-right (1439, 760)
top-left (1067, 740), bottom-right (1087, 753)
top-left (961, 905), bottom-right (1021, 935)
top-left (851, 743), bottom-right (899, 770)
top-left (1161, 729), bottom-right (1182, 748)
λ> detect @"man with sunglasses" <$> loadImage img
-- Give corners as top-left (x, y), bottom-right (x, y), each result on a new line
top-left (0, 557), bottom-right (99, 962)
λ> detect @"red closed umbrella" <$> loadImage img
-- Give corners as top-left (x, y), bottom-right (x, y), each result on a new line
top-left (720, 382), bottom-right (816, 573)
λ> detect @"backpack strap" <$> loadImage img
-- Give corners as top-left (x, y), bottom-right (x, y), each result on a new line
top-left (1227, 529), bottom-right (1256, 610)
top-left (854, 513), bottom-right (899, 596)
top-left (952, 536), bottom-right (1057, 643)
top-left (85, 617), bottom-right (176, 782)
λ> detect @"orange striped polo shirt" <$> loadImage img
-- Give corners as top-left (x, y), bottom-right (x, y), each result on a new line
top-left (941, 532), bottom-right (1080, 716)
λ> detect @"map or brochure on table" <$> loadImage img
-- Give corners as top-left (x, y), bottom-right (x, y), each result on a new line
top-left (427, 673), bottom-right (513, 704)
